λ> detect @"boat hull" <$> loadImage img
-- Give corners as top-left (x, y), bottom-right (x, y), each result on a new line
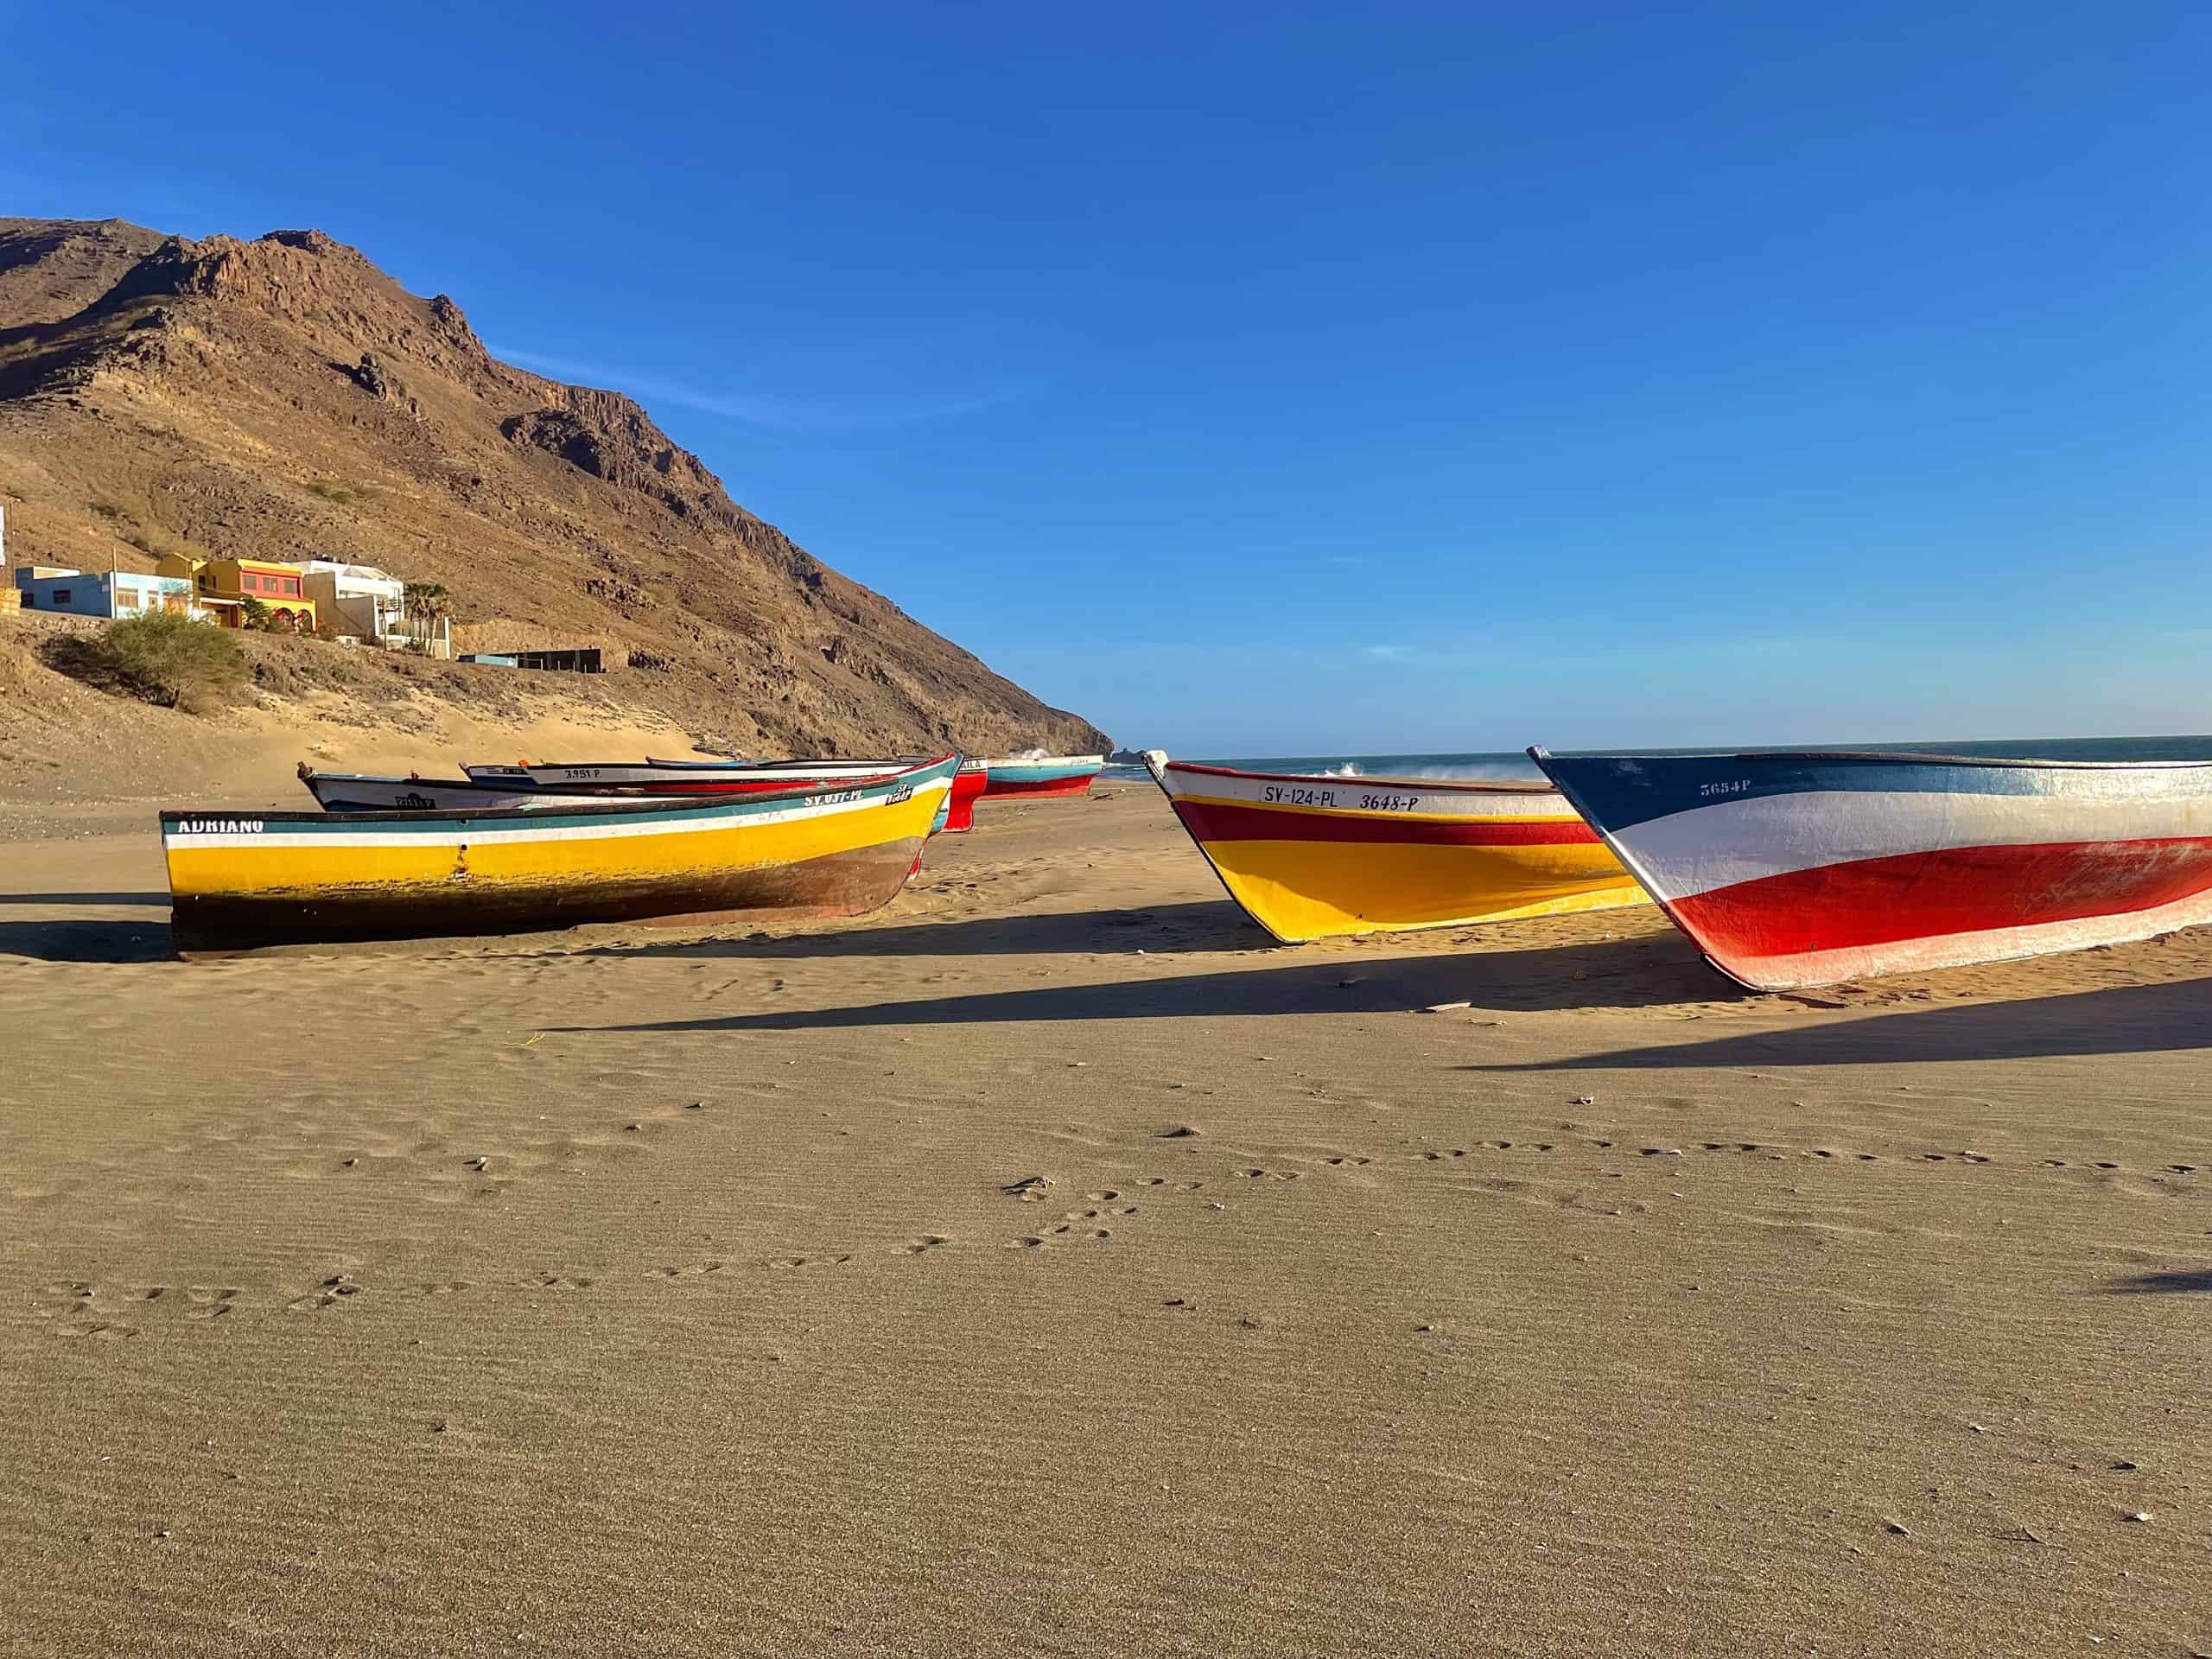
top-left (944, 763), bottom-right (988, 831)
top-left (1530, 748), bottom-right (2212, 989)
top-left (165, 759), bottom-right (957, 954)
top-left (1146, 753), bottom-right (1646, 943)
top-left (979, 755), bottom-right (1103, 799)
top-left (464, 760), bottom-right (899, 795)
top-left (302, 772), bottom-right (598, 812)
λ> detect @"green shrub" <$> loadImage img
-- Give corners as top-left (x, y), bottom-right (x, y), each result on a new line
top-left (43, 613), bottom-right (248, 714)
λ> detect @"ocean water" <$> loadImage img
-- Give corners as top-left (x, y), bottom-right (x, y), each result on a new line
top-left (1107, 735), bottom-right (2212, 785)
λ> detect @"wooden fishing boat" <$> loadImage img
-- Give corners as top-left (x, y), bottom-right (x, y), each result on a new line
top-left (162, 755), bottom-right (960, 954)
top-left (979, 753), bottom-right (1103, 800)
top-left (643, 754), bottom-right (912, 771)
top-left (944, 760), bottom-right (988, 831)
top-left (1144, 752), bottom-right (1647, 943)
top-left (298, 768), bottom-right (601, 813)
top-left (463, 759), bottom-right (899, 794)
top-left (1529, 747), bottom-right (2212, 989)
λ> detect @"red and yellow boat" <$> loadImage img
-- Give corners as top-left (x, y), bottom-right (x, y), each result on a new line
top-left (1144, 752), bottom-right (1647, 943)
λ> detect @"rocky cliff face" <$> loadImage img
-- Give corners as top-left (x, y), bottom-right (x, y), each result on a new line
top-left (0, 218), bottom-right (1108, 759)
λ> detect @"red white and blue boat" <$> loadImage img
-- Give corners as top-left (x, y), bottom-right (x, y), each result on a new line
top-left (1530, 747), bottom-right (2212, 990)
top-left (978, 754), bottom-right (1103, 801)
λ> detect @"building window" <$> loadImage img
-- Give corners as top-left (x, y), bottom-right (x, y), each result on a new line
top-left (52, 588), bottom-right (70, 605)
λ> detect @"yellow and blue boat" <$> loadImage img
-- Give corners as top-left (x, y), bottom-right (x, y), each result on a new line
top-left (1144, 752), bottom-right (1647, 943)
top-left (162, 753), bottom-right (959, 953)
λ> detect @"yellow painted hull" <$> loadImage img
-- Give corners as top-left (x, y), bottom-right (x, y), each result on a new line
top-left (162, 760), bottom-right (956, 951)
top-left (1197, 835), bottom-right (1645, 941)
top-left (1144, 753), bottom-right (1649, 944)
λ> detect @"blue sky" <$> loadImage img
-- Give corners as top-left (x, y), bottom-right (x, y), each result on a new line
top-left (6, 0), bottom-right (2208, 753)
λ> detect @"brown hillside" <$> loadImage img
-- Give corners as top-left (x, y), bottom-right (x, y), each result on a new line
top-left (0, 218), bottom-right (1108, 761)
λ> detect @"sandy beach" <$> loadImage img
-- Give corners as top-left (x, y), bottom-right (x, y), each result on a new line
top-left (2, 784), bottom-right (2207, 1656)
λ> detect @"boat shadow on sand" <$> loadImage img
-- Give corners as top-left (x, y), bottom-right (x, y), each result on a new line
top-left (0, 917), bottom-right (175, 963)
top-left (1473, 978), bottom-right (2212, 1071)
top-left (571, 901), bottom-right (1277, 962)
top-left (2105, 1268), bottom-right (2212, 1295)
top-left (556, 925), bottom-right (1731, 1036)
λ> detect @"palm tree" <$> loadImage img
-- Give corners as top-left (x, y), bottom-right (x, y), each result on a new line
top-left (401, 582), bottom-right (451, 653)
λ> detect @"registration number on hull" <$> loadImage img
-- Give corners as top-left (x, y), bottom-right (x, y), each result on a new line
top-left (1257, 785), bottom-right (1421, 812)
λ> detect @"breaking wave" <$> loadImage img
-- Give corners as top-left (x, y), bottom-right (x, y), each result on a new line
top-left (1224, 752), bottom-right (1547, 784)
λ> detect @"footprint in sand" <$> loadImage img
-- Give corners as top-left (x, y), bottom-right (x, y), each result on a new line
top-left (900, 1236), bottom-right (950, 1256)
top-left (288, 1274), bottom-right (363, 1312)
top-left (182, 1287), bottom-right (239, 1320)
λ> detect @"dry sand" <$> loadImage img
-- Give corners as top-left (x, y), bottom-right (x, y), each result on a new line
top-left (1, 785), bottom-right (2207, 1656)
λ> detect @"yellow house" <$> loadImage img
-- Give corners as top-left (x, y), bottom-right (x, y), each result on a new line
top-left (156, 556), bottom-right (318, 631)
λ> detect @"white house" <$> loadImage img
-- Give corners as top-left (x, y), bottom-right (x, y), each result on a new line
top-left (297, 560), bottom-right (407, 644)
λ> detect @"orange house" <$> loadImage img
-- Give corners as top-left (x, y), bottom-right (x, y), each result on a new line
top-left (156, 556), bottom-right (318, 631)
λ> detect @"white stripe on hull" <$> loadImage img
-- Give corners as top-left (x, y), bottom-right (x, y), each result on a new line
top-left (308, 779), bottom-right (601, 812)
top-left (1613, 788), bottom-right (2212, 900)
top-left (1154, 766), bottom-right (1580, 823)
top-left (467, 762), bottom-right (894, 788)
top-left (168, 778), bottom-right (952, 853)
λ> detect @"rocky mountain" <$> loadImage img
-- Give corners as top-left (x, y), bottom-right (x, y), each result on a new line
top-left (0, 217), bottom-right (1108, 759)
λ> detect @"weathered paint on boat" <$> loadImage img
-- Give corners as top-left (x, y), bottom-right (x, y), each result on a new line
top-left (462, 760), bottom-right (899, 794)
top-left (164, 755), bottom-right (959, 954)
top-left (300, 770), bottom-right (601, 813)
top-left (643, 755), bottom-right (912, 772)
top-left (1529, 747), bottom-right (2212, 989)
top-left (979, 754), bottom-right (1103, 799)
top-left (944, 760), bottom-right (988, 831)
top-left (1145, 752), bottom-right (1646, 944)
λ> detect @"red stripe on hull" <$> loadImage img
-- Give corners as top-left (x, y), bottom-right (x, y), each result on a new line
top-left (944, 768), bottom-right (988, 831)
top-left (980, 772), bottom-right (1096, 799)
top-left (1671, 836), bottom-right (2212, 964)
top-left (1175, 800), bottom-right (1601, 848)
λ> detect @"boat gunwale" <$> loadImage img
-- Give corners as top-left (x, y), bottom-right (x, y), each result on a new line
top-left (639, 756), bottom-right (911, 771)
top-left (1163, 759), bottom-right (1562, 797)
top-left (173, 753), bottom-right (961, 830)
top-left (1528, 744), bottom-right (2212, 773)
